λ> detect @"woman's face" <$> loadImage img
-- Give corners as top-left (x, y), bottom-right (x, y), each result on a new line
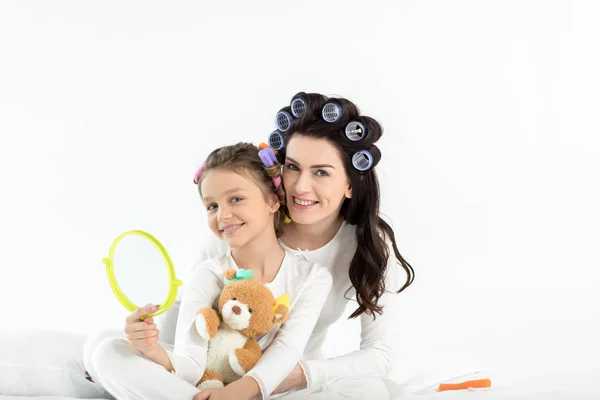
top-left (283, 135), bottom-right (352, 226)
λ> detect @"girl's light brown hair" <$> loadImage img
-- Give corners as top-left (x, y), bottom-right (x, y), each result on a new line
top-left (196, 142), bottom-right (287, 237)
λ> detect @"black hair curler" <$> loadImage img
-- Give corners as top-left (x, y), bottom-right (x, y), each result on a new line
top-left (322, 102), bottom-right (343, 123)
top-left (351, 145), bottom-right (381, 172)
top-left (290, 93), bottom-right (308, 117)
top-left (268, 130), bottom-right (286, 151)
top-left (275, 107), bottom-right (293, 132)
top-left (344, 120), bottom-right (369, 142)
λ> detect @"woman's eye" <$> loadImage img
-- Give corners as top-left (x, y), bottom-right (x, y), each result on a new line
top-left (231, 196), bottom-right (242, 203)
top-left (316, 169), bottom-right (329, 177)
top-left (286, 163), bottom-right (299, 171)
top-left (207, 204), bottom-right (217, 211)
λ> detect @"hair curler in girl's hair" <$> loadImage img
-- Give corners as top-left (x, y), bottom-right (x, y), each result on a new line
top-left (193, 162), bottom-right (206, 184)
top-left (258, 141), bottom-right (278, 154)
top-left (344, 119), bottom-right (369, 142)
top-left (322, 102), bottom-right (343, 123)
top-left (290, 93), bottom-right (308, 117)
top-left (275, 106), bottom-right (293, 132)
top-left (268, 130), bottom-right (286, 151)
top-left (351, 145), bottom-right (381, 172)
top-left (258, 147), bottom-right (282, 189)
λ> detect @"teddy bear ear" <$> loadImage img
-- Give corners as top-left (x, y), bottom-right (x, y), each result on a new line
top-left (223, 268), bottom-right (237, 281)
top-left (273, 304), bottom-right (289, 324)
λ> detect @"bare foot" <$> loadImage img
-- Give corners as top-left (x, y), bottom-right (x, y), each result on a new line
top-left (84, 370), bottom-right (95, 383)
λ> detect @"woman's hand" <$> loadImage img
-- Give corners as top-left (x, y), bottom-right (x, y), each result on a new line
top-left (193, 376), bottom-right (260, 400)
top-left (192, 387), bottom-right (243, 400)
top-left (272, 363), bottom-right (308, 394)
top-left (124, 304), bottom-right (160, 354)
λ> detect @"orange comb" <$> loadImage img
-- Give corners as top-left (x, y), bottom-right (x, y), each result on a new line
top-left (438, 379), bottom-right (491, 392)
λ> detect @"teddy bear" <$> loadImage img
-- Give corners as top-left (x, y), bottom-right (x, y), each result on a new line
top-left (194, 268), bottom-right (290, 390)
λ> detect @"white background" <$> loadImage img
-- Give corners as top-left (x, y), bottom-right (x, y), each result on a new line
top-left (1, 0), bottom-right (599, 394)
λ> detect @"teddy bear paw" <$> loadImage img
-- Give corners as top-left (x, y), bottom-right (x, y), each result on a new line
top-left (229, 349), bottom-right (247, 376)
top-left (194, 314), bottom-right (211, 340)
top-left (198, 379), bottom-right (224, 390)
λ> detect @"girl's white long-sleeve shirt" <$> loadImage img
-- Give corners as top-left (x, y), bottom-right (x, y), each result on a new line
top-left (160, 221), bottom-right (407, 394)
top-left (165, 250), bottom-right (332, 398)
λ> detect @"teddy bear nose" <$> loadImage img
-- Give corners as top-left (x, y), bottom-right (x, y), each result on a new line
top-left (232, 306), bottom-right (241, 315)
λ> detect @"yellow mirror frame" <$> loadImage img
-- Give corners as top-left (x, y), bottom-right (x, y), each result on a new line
top-left (102, 230), bottom-right (182, 318)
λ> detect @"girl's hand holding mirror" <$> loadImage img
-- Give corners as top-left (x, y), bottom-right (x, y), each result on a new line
top-left (125, 304), bottom-right (161, 353)
top-left (102, 230), bottom-right (180, 371)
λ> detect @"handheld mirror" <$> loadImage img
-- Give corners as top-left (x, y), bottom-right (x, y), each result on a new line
top-left (102, 230), bottom-right (182, 319)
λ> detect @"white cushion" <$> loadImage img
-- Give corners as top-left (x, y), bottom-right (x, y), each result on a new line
top-left (0, 329), bottom-right (108, 398)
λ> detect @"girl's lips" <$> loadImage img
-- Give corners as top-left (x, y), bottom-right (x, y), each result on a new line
top-left (221, 223), bottom-right (245, 234)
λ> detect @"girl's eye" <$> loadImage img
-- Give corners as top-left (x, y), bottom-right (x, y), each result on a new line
top-left (207, 204), bottom-right (217, 211)
top-left (231, 196), bottom-right (242, 203)
top-left (316, 169), bottom-right (329, 177)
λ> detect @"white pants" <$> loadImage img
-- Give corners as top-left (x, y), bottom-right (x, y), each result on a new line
top-left (1, 328), bottom-right (391, 400)
top-left (85, 331), bottom-right (391, 400)
top-left (84, 333), bottom-right (201, 400)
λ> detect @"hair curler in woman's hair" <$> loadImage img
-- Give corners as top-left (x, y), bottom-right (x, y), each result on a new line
top-left (268, 130), bottom-right (286, 151)
top-left (345, 119), bottom-right (369, 142)
top-left (275, 106), bottom-right (293, 132)
top-left (322, 102), bottom-right (343, 123)
top-left (290, 93), bottom-right (308, 117)
top-left (351, 145), bottom-right (381, 172)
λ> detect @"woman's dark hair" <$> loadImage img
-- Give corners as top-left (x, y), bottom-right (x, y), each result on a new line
top-left (276, 92), bottom-right (415, 319)
top-left (197, 142), bottom-right (287, 237)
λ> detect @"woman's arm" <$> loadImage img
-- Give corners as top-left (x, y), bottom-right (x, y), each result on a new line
top-left (163, 261), bottom-right (223, 386)
top-left (299, 254), bottom-right (407, 389)
top-left (299, 289), bottom-right (401, 388)
top-left (244, 266), bottom-right (333, 399)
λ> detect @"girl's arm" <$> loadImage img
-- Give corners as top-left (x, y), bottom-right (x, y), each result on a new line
top-left (244, 266), bottom-right (333, 399)
top-left (124, 304), bottom-right (175, 372)
top-left (163, 261), bottom-right (223, 386)
top-left (140, 344), bottom-right (175, 372)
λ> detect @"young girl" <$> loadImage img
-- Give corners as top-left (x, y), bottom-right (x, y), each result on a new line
top-left (84, 142), bottom-right (332, 400)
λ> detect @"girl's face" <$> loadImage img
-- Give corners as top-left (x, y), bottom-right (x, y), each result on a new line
top-left (201, 168), bottom-right (279, 248)
top-left (283, 135), bottom-right (352, 226)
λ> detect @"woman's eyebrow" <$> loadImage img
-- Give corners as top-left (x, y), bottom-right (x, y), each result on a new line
top-left (286, 157), bottom-right (336, 169)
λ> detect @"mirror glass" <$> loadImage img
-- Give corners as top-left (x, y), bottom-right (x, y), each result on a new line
top-left (111, 233), bottom-right (171, 307)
